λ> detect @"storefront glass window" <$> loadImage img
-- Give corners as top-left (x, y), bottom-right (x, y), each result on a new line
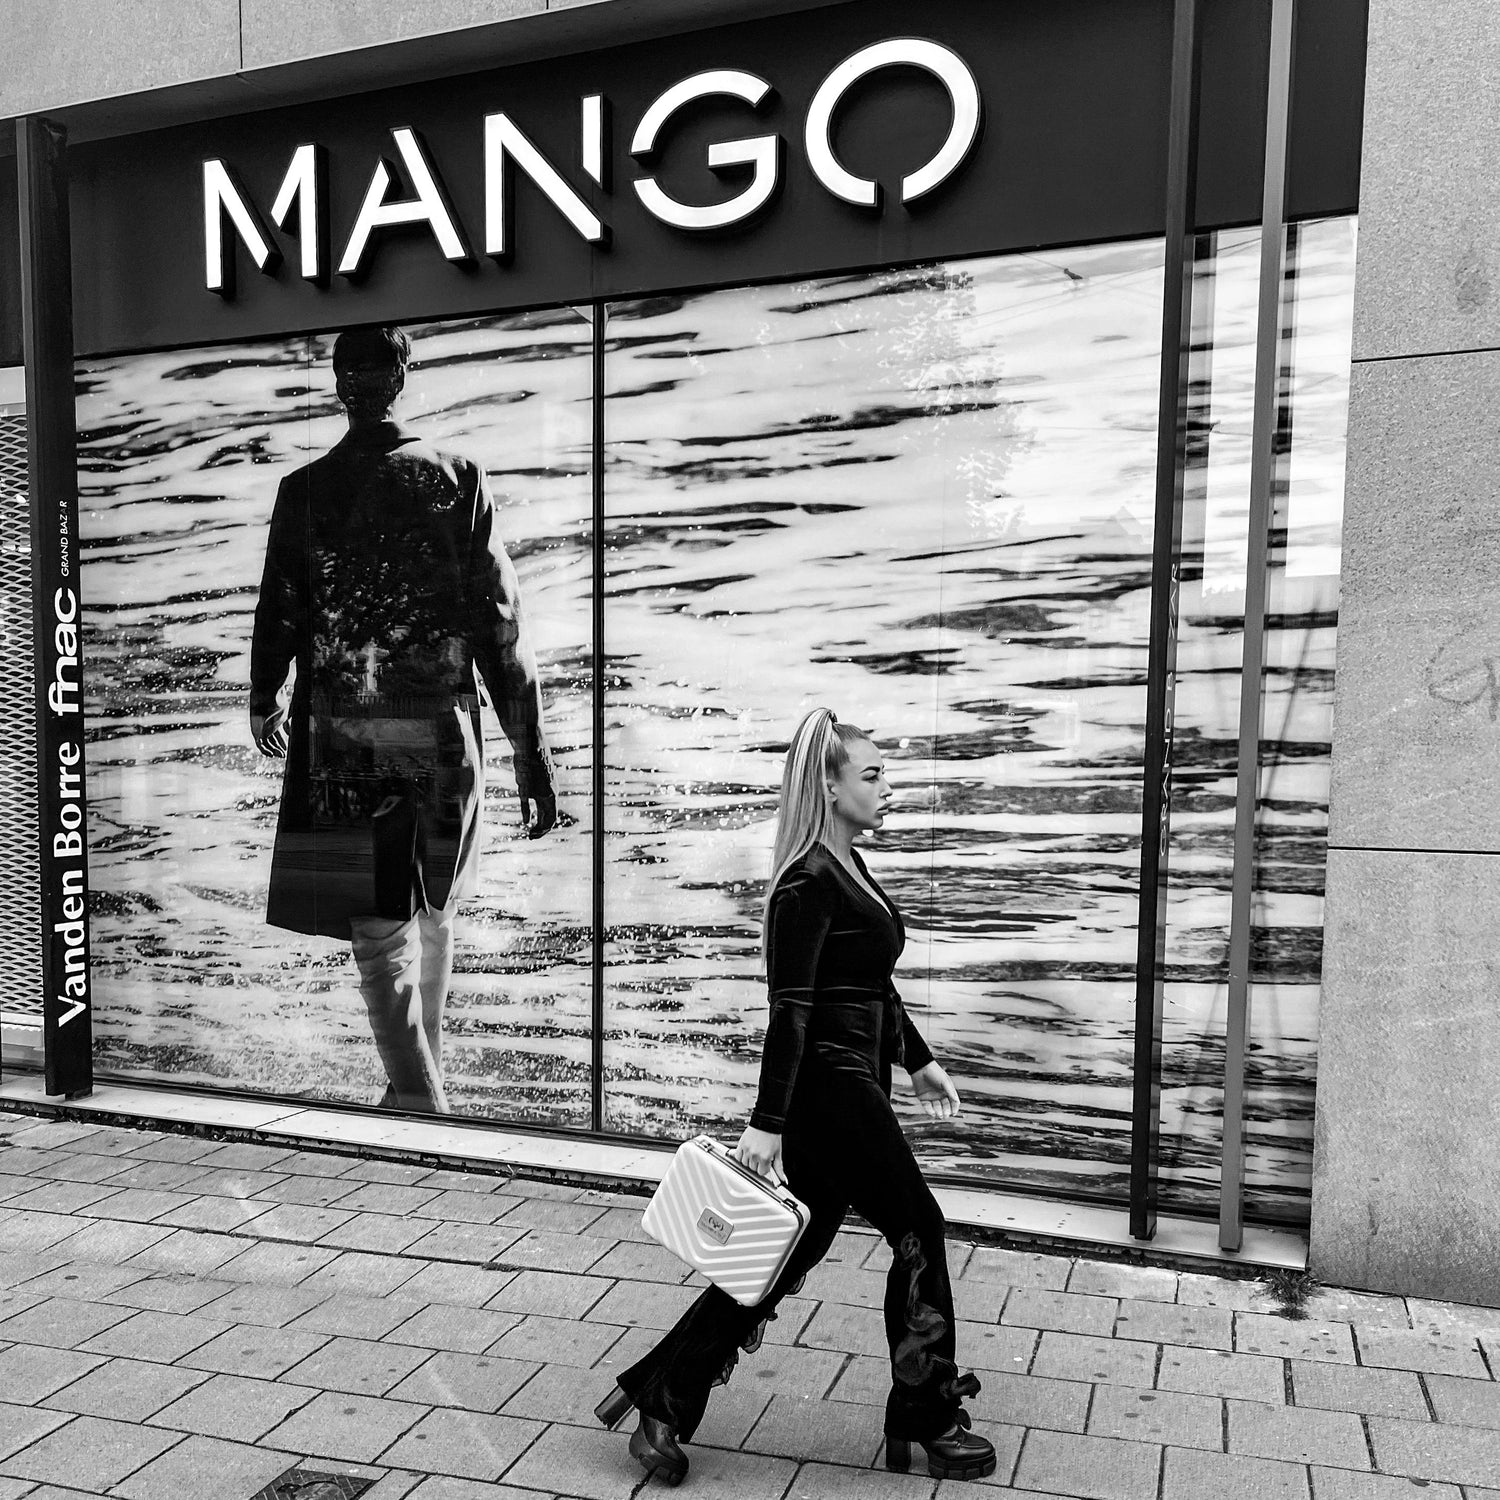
top-left (77, 309), bottom-right (595, 1122)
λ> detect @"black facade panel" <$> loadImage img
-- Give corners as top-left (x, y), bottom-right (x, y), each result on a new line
top-left (66, 0), bottom-right (1368, 358)
top-left (0, 163), bottom-right (20, 369)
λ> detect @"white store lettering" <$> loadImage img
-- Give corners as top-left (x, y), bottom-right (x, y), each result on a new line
top-left (202, 37), bottom-right (982, 293)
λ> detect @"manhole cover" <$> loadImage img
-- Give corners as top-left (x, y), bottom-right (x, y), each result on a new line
top-left (251, 1467), bottom-right (376, 1500)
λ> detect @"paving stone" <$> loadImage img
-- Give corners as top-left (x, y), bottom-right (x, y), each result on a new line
top-left (1002, 1287), bottom-right (1117, 1337)
top-left (318, 1211), bottom-right (434, 1255)
top-left (2, 1212), bottom-right (97, 1254)
top-left (1227, 1397), bottom-right (1368, 1467)
top-left (74, 1127), bottom-right (167, 1157)
top-left (109, 1433), bottom-right (307, 1500)
top-left (1302, 1288), bottom-right (1410, 1328)
top-left (797, 1263), bottom-right (889, 1309)
top-left (497, 1420), bottom-right (642, 1498)
top-left (395, 1351), bottom-right (540, 1413)
top-left (743, 1393), bottom-right (886, 1468)
top-left (1176, 1273), bottom-right (1267, 1312)
top-left (5, 1124), bottom-right (98, 1150)
top-left (378, 1405), bottom-right (546, 1480)
top-left (1087, 1385), bottom-right (1221, 1450)
top-left (192, 1143), bottom-right (297, 1172)
top-left (0, 1297), bottom-right (134, 1350)
top-left (0, 1411), bottom-right (181, 1489)
top-left (504, 1177), bottom-right (583, 1203)
top-left (0, 1341), bottom-right (105, 1401)
top-left (301, 1251), bottom-right (427, 1299)
top-left (1030, 1331), bottom-right (1155, 1389)
top-left (1428, 1372), bottom-right (1500, 1429)
top-left (283, 1335), bottom-right (435, 1398)
top-left (123, 1227), bottom-right (247, 1276)
top-left (488, 1313), bottom-right (624, 1368)
top-left (1114, 1298), bottom-right (1232, 1351)
top-left (294, 1293), bottom-right (426, 1341)
top-left (387, 1304), bottom-right (522, 1355)
top-left (197, 1281), bottom-right (330, 1329)
top-left (106, 1272), bottom-right (238, 1315)
top-left (2, 1180), bottom-right (123, 1215)
top-left (400, 1480), bottom-right (543, 1500)
top-left (585, 1240), bottom-right (693, 1285)
top-left (1066, 1262), bottom-right (1178, 1304)
top-left (485, 1228), bottom-right (603, 1273)
top-left (959, 1247), bottom-right (1071, 1291)
top-left (1290, 1358), bottom-right (1428, 1420)
top-left (81, 1308), bottom-right (234, 1363)
top-left (584, 1279), bottom-right (698, 1331)
top-left (341, 1159), bottom-right (435, 1186)
top-left (148, 1370), bottom-right (314, 1441)
top-left (405, 1222), bottom-right (528, 1267)
top-left (492, 1197), bottom-right (608, 1236)
top-left (332, 1183), bottom-right (444, 1216)
top-left (250, 1173), bottom-right (362, 1207)
top-left (788, 1459), bottom-right (935, 1500)
top-left (214, 1239), bottom-right (341, 1285)
top-left (1234, 1312), bottom-right (1357, 1363)
top-left (411, 1190), bottom-right (516, 1225)
top-left (178, 1323), bottom-right (330, 1379)
top-left (398, 1262), bottom-right (517, 1309)
top-left (1357, 1324), bottom-right (1490, 1378)
top-left (484, 1270), bottom-right (612, 1320)
top-left (245, 1202), bottom-right (359, 1244)
top-left (75, 1186), bottom-right (199, 1222)
top-left (261, 1389), bottom-right (428, 1463)
top-left (1369, 1415), bottom-right (1500, 1488)
top-left (43, 1354), bottom-right (208, 1420)
top-left (583, 1207), bottom-right (656, 1245)
top-left (1011, 1427), bottom-right (1161, 1500)
top-left (19, 1260), bottom-right (145, 1301)
top-left (796, 1300), bottom-right (884, 1358)
top-left (0, 1252), bottom-right (57, 1291)
top-left (694, 1385), bottom-right (777, 1450)
top-left (951, 1278), bottom-right (1002, 1325)
top-left (712, 1340), bottom-right (848, 1402)
top-left (1309, 1468), bottom-right (1463, 1500)
top-left (0, 1399), bottom-right (72, 1460)
top-left (118, 1137), bottom-right (220, 1165)
top-left (759, 1294), bottom-right (819, 1345)
top-left (1162, 1446), bottom-right (1307, 1500)
top-left (1158, 1346), bottom-right (1286, 1404)
top-left (0, 1174), bottom-right (38, 1203)
top-left (0, 1290), bottom-right (45, 1329)
top-left (96, 1159), bottom-right (213, 1193)
top-left (152, 1195), bottom-right (274, 1232)
top-left (414, 1169), bottom-right (514, 1194)
top-left (593, 1323), bottom-right (671, 1380)
top-left (1408, 1299), bottom-right (1500, 1340)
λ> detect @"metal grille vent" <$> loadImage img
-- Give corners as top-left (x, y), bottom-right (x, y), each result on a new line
top-left (0, 415), bottom-right (43, 1028)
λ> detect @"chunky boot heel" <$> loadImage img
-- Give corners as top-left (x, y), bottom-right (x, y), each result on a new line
top-left (919, 1425), bottom-right (997, 1481)
top-left (594, 1386), bottom-right (633, 1430)
top-left (884, 1437), bottom-right (912, 1473)
top-left (629, 1415), bottom-right (688, 1486)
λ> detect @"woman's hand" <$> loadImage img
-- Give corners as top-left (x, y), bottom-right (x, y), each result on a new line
top-left (910, 1061), bottom-right (962, 1120)
top-left (735, 1125), bottom-right (785, 1184)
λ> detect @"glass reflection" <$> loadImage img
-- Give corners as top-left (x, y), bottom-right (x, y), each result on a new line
top-left (77, 310), bottom-right (594, 1124)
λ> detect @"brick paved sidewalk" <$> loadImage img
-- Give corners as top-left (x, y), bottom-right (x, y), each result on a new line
top-left (0, 1114), bottom-right (1494, 1500)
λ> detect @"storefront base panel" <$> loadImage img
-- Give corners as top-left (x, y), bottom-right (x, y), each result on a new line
top-left (1313, 846), bottom-right (1500, 1306)
top-left (0, 1072), bottom-right (1307, 1272)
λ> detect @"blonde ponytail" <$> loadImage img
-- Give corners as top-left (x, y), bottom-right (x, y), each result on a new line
top-left (762, 708), bottom-right (871, 950)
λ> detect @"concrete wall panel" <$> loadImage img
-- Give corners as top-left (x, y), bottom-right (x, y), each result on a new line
top-left (238, 0), bottom-right (545, 75)
top-left (1351, 0), bottom-right (1500, 362)
top-left (0, 0), bottom-right (240, 119)
top-left (1312, 846), bottom-right (1500, 1303)
top-left (1330, 349), bottom-right (1500, 854)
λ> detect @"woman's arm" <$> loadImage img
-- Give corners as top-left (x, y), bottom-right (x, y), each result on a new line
top-left (747, 866), bottom-right (834, 1134)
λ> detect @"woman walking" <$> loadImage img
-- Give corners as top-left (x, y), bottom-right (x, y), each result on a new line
top-left (596, 708), bottom-right (996, 1485)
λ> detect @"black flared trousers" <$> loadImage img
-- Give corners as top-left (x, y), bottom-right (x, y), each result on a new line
top-left (619, 1068), bottom-right (971, 1444)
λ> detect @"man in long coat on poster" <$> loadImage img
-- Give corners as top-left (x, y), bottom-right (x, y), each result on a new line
top-left (249, 325), bottom-right (556, 1113)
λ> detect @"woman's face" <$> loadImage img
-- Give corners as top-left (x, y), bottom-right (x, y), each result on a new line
top-left (827, 739), bottom-right (892, 834)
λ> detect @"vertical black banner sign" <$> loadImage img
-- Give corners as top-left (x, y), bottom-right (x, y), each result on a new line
top-left (18, 117), bottom-right (94, 1099)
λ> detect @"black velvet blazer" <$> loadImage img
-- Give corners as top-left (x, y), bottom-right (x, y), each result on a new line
top-left (749, 843), bottom-right (934, 1133)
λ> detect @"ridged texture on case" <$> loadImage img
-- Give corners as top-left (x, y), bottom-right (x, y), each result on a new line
top-left (643, 1136), bottom-right (808, 1306)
